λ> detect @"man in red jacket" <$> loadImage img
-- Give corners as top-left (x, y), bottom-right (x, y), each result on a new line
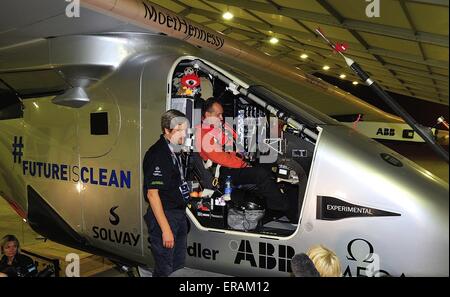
top-left (194, 98), bottom-right (288, 213)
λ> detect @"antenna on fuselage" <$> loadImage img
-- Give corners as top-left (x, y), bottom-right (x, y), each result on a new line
top-left (315, 28), bottom-right (449, 163)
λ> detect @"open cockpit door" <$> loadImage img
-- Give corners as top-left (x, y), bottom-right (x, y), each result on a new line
top-left (167, 57), bottom-right (325, 238)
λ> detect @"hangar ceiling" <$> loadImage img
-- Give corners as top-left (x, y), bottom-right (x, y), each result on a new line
top-left (149, 0), bottom-right (449, 106)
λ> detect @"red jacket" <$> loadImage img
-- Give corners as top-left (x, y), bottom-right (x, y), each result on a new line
top-left (195, 123), bottom-right (248, 169)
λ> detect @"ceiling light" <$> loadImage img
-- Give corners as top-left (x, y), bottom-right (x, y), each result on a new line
top-left (339, 74), bottom-right (347, 79)
top-left (322, 65), bottom-right (330, 71)
top-left (353, 81), bottom-right (359, 85)
top-left (222, 12), bottom-right (234, 20)
top-left (269, 37), bottom-right (279, 44)
top-left (300, 54), bottom-right (308, 59)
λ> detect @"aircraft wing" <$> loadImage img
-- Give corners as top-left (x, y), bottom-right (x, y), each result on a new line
top-left (0, 0), bottom-right (414, 124)
top-left (0, 0), bottom-right (153, 49)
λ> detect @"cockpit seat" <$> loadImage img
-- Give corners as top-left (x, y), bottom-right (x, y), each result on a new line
top-left (190, 152), bottom-right (259, 207)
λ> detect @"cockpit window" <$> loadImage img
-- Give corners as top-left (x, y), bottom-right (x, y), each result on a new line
top-left (248, 85), bottom-right (338, 127)
top-left (206, 61), bottom-right (339, 126)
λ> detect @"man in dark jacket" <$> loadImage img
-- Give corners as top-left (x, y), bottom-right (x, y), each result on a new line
top-left (143, 109), bottom-right (190, 277)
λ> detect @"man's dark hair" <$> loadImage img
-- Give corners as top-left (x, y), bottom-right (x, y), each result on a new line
top-left (161, 109), bottom-right (187, 133)
top-left (201, 97), bottom-right (221, 117)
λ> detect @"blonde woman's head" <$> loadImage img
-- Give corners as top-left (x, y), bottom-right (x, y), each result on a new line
top-left (306, 245), bottom-right (341, 277)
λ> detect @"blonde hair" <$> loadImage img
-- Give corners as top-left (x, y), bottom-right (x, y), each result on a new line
top-left (1, 235), bottom-right (20, 255)
top-left (307, 245), bottom-right (341, 277)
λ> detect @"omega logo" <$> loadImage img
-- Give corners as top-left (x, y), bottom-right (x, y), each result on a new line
top-left (346, 238), bottom-right (375, 263)
top-left (343, 238), bottom-right (397, 277)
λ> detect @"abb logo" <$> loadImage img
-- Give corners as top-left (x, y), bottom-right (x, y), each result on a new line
top-left (231, 240), bottom-right (295, 272)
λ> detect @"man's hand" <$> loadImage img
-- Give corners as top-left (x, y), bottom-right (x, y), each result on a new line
top-left (148, 189), bottom-right (175, 249)
top-left (162, 229), bottom-right (175, 249)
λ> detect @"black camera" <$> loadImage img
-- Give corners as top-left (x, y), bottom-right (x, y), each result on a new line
top-left (16, 263), bottom-right (38, 277)
top-left (2, 263), bottom-right (38, 277)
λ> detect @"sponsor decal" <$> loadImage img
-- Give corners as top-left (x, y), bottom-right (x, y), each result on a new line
top-left (92, 227), bottom-right (140, 247)
top-left (317, 196), bottom-right (401, 221)
top-left (376, 127), bottom-right (395, 136)
top-left (13, 136), bottom-right (132, 189)
top-left (92, 206), bottom-right (141, 247)
top-left (109, 206), bottom-right (120, 226)
top-left (187, 242), bottom-right (219, 261)
top-left (343, 238), bottom-right (405, 277)
top-left (230, 240), bottom-right (295, 272)
top-left (380, 153), bottom-right (403, 167)
top-left (402, 129), bottom-right (415, 139)
top-left (142, 2), bottom-right (225, 50)
top-left (12, 136), bottom-right (24, 164)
